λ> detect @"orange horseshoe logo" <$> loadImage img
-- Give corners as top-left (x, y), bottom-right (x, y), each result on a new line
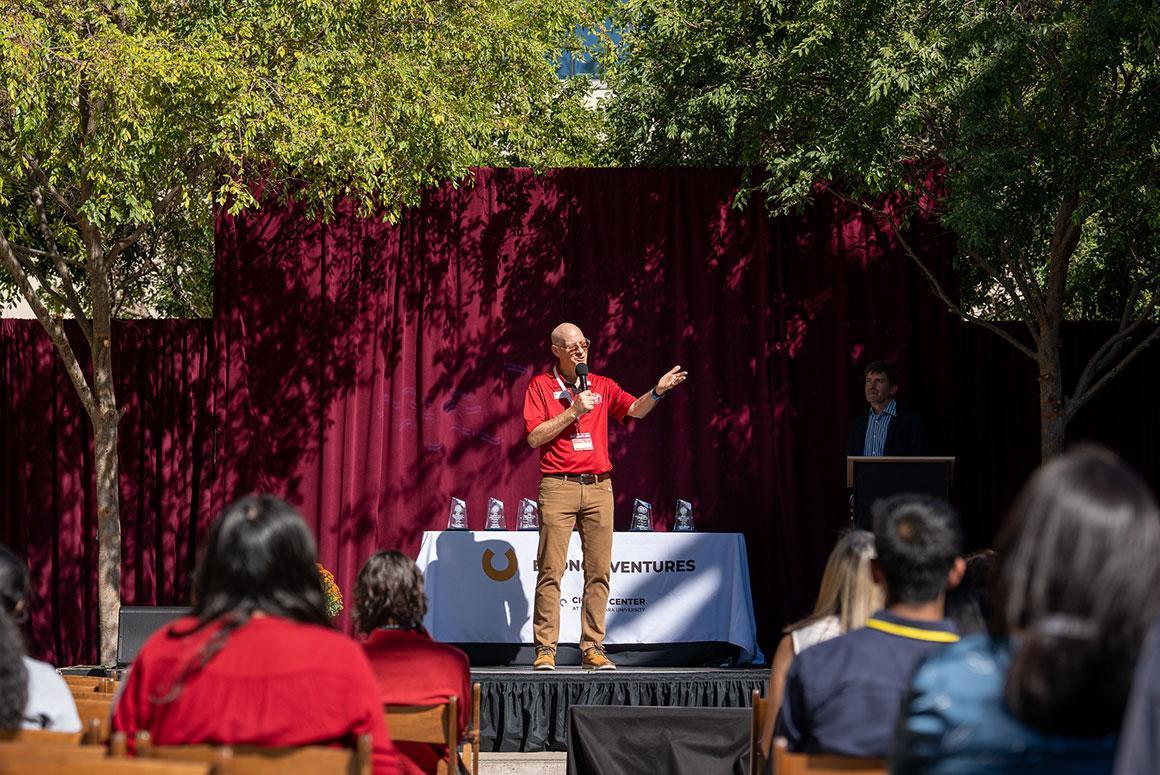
top-left (482, 548), bottom-right (518, 581)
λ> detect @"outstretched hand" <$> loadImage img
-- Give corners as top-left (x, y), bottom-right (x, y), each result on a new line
top-left (655, 365), bottom-right (688, 396)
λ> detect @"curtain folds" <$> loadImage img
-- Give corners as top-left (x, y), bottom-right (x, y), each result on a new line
top-left (2, 168), bottom-right (1156, 665)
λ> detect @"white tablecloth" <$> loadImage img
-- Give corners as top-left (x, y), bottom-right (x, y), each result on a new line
top-left (416, 531), bottom-right (763, 663)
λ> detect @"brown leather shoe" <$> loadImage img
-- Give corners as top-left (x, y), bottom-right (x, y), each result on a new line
top-left (533, 647), bottom-right (556, 670)
top-left (582, 647), bottom-right (616, 670)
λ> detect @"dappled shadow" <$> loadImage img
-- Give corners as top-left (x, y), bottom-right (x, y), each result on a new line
top-left (0, 318), bottom-right (214, 665)
top-left (14, 168), bottom-right (1152, 665)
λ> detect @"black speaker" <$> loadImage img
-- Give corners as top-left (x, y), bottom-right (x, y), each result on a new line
top-left (117, 606), bottom-right (192, 665)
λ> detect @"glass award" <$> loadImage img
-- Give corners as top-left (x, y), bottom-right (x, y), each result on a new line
top-left (673, 499), bottom-right (696, 532)
top-left (630, 498), bottom-right (653, 532)
top-left (517, 498), bottom-right (540, 531)
top-left (485, 498), bottom-right (506, 530)
top-left (446, 497), bottom-right (468, 530)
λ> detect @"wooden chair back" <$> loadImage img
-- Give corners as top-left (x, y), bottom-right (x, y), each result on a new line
top-left (0, 739), bottom-right (206, 773)
top-left (771, 738), bottom-right (888, 775)
top-left (64, 674), bottom-right (118, 694)
top-left (74, 695), bottom-right (116, 743)
top-left (459, 683), bottom-right (481, 775)
top-left (74, 695), bottom-right (116, 744)
top-left (385, 696), bottom-right (458, 775)
top-left (0, 728), bottom-right (84, 745)
top-left (134, 730), bottom-right (373, 775)
top-left (749, 688), bottom-right (769, 775)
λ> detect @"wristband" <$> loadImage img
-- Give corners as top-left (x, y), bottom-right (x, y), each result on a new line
top-left (650, 387), bottom-right (665, 401)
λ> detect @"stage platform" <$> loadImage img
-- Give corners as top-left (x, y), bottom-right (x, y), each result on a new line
top-left (471, 665), bottom-right (767, 752)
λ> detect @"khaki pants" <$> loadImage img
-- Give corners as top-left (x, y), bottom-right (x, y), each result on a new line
top-left (533, 476), bottom-right (614, 653)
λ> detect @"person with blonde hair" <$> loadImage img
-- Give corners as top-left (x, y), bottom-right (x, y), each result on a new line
top-left (760, 529), bottom-right (883, 757)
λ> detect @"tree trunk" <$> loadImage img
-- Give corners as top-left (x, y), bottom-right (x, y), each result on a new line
top-left (93, 408), bottom-right (122, 666)
top-left (1038, 332), bottom-right (1066, 460)
top-left (86, 230), bottom-right (122, 666)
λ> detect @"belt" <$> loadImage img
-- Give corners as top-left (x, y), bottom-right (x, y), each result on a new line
top-left (543, 472), bottom-right (611, 485)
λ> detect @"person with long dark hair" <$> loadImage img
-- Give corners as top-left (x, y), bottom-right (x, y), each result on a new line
top-left (112, 495), bottom-right (398, 774)
top-left (355, 550), bottom-right (471, 775)
top-left (894, 445), bottom-right (1160, 773)
top-left (0, 544), bottom-right (80, 731)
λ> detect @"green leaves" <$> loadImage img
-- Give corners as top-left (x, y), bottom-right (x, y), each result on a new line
top-left (0, 0), bottom-right (606, 316)
top-left (604, 0), bottom-right (1160, 323)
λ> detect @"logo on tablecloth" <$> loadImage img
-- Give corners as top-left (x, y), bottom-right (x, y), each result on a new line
top-left (482, 548), bottom-right (518, 581)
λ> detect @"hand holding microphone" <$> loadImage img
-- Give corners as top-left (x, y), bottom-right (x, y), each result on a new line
top-left (573, 364), bottom-right (596, 416)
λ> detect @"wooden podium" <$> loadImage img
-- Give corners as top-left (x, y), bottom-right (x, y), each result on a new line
top-left (846, 456), bottom-right (956, 530)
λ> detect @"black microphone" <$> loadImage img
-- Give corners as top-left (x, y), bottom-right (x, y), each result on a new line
top-left (575, 363), bottom-right (589, 393)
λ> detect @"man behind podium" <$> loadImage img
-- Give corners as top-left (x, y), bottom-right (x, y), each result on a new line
top-left (846, 361), bottom-right (926, 457)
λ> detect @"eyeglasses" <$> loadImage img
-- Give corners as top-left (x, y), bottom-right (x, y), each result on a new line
top-left (555, 339), bottom-right (591, 355)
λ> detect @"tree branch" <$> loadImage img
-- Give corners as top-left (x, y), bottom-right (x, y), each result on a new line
top-left (1067, 323), bottom-right (1160, 420)
top-left (104, 183), bottom-right (186, 265)
top-left (0, 230), bottom-right (96, 417)
top-left (999, 240), bottom-right (1047, 322)
top-left (818, 182), bottom-right (1038, 360)
top-left (893, 222), bottom-right (1038, 359)
top-left (23, 154), bottom-right (80, 220)
top-left (966, 245), bottom-right (1041, 340)
top-left (1073, 278), bottom-right (1160, 399)
top-left (30, 185), bottom-right (93, 337)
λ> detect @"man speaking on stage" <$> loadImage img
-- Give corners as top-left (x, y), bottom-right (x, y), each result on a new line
top-left (523, 322), bottom-right (687, 671)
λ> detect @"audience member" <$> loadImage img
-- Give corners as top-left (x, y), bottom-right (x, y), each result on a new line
top-left (0, 544), bottom-right (80, 732)
top-left (943, 549), bottom-right (996, 636)
top-left (0, 607), bottom-right (28, 731)
top-left (895, 445), bottom-right (1160, 774)
top-left (355, 550), bottom-right (472, 775)
top-left (774, 494), bottom-right (963, 757)
top-left (1115, 621), bottom-right (1160, 775)
top-left (112, 495), bottom-right (398, 774)
top-left (761, 530), bottom-right (882, 757)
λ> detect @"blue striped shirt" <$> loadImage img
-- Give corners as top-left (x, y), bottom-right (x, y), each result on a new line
top-left (863, 399), bottom-right (897, 456)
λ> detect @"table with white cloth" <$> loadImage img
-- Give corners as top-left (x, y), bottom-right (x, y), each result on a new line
top-left (415, 530), bottom-right (763, 665)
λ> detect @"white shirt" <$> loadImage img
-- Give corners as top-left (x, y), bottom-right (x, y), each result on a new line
top-left (22, 657), bottom-right (82, 732)
top-left (790, 614), bottom-right (841, 655)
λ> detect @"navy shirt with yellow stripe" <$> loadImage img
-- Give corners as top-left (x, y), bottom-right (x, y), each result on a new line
top-left (774, 610), bottom-right (959, 759)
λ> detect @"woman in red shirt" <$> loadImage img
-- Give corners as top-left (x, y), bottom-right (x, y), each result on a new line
top-left (355, 551), bottom-right (472, 775)
top-left (113, 495), bottom-right (397, 774)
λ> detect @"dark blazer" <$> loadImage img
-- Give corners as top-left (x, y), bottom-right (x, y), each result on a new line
top-left (846, 405), bottom-right (926, 457)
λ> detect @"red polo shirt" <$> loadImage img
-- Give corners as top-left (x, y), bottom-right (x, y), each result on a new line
top-left (523, 370), bottom-right (635, 474)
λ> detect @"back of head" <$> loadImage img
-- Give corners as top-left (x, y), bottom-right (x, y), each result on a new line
top-left (354, 550), bottom-right (427, 635)
top-left (192, 495), bottom-right (329, 628)
top-left (996, 445), bottom-right (1160, 736)
top-left (0, 606), bottom-right (28, 731)
top-left (872, 495), bottom-right (961, 605)
top-left (0, 545), bottom-right (30, 624)
top-left (944, 550), bottom-right (997, 635)
top-left (801, 529), bottom-right (882, 633)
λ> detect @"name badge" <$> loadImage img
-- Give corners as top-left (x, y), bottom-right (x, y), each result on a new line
top-left (571, 432), bottom-right (594, 451)
top-left (553, 390), bottom-right (568, 399)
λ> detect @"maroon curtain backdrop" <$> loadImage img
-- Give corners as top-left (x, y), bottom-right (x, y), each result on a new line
top-left (2, 168), bottom-right (1157, 665)
top-left (0, 320), bottom-right (212, 663)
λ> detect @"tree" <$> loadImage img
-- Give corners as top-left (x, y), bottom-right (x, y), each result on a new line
top-left (602, 0), bottom-right (1159, 458)
top-left (0, 0), bottom-right (606, 663)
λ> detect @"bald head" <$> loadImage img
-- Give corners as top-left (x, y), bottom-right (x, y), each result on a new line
top-left (551, 323), bottom-right (584, 347)
top-left (550, 322), bottom-right (589, 376)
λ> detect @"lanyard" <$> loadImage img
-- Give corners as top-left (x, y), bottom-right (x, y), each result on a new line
top-left (553, 367), bottom-right (584, 433)
top-left (552, 367), bottom-right (578, 404)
